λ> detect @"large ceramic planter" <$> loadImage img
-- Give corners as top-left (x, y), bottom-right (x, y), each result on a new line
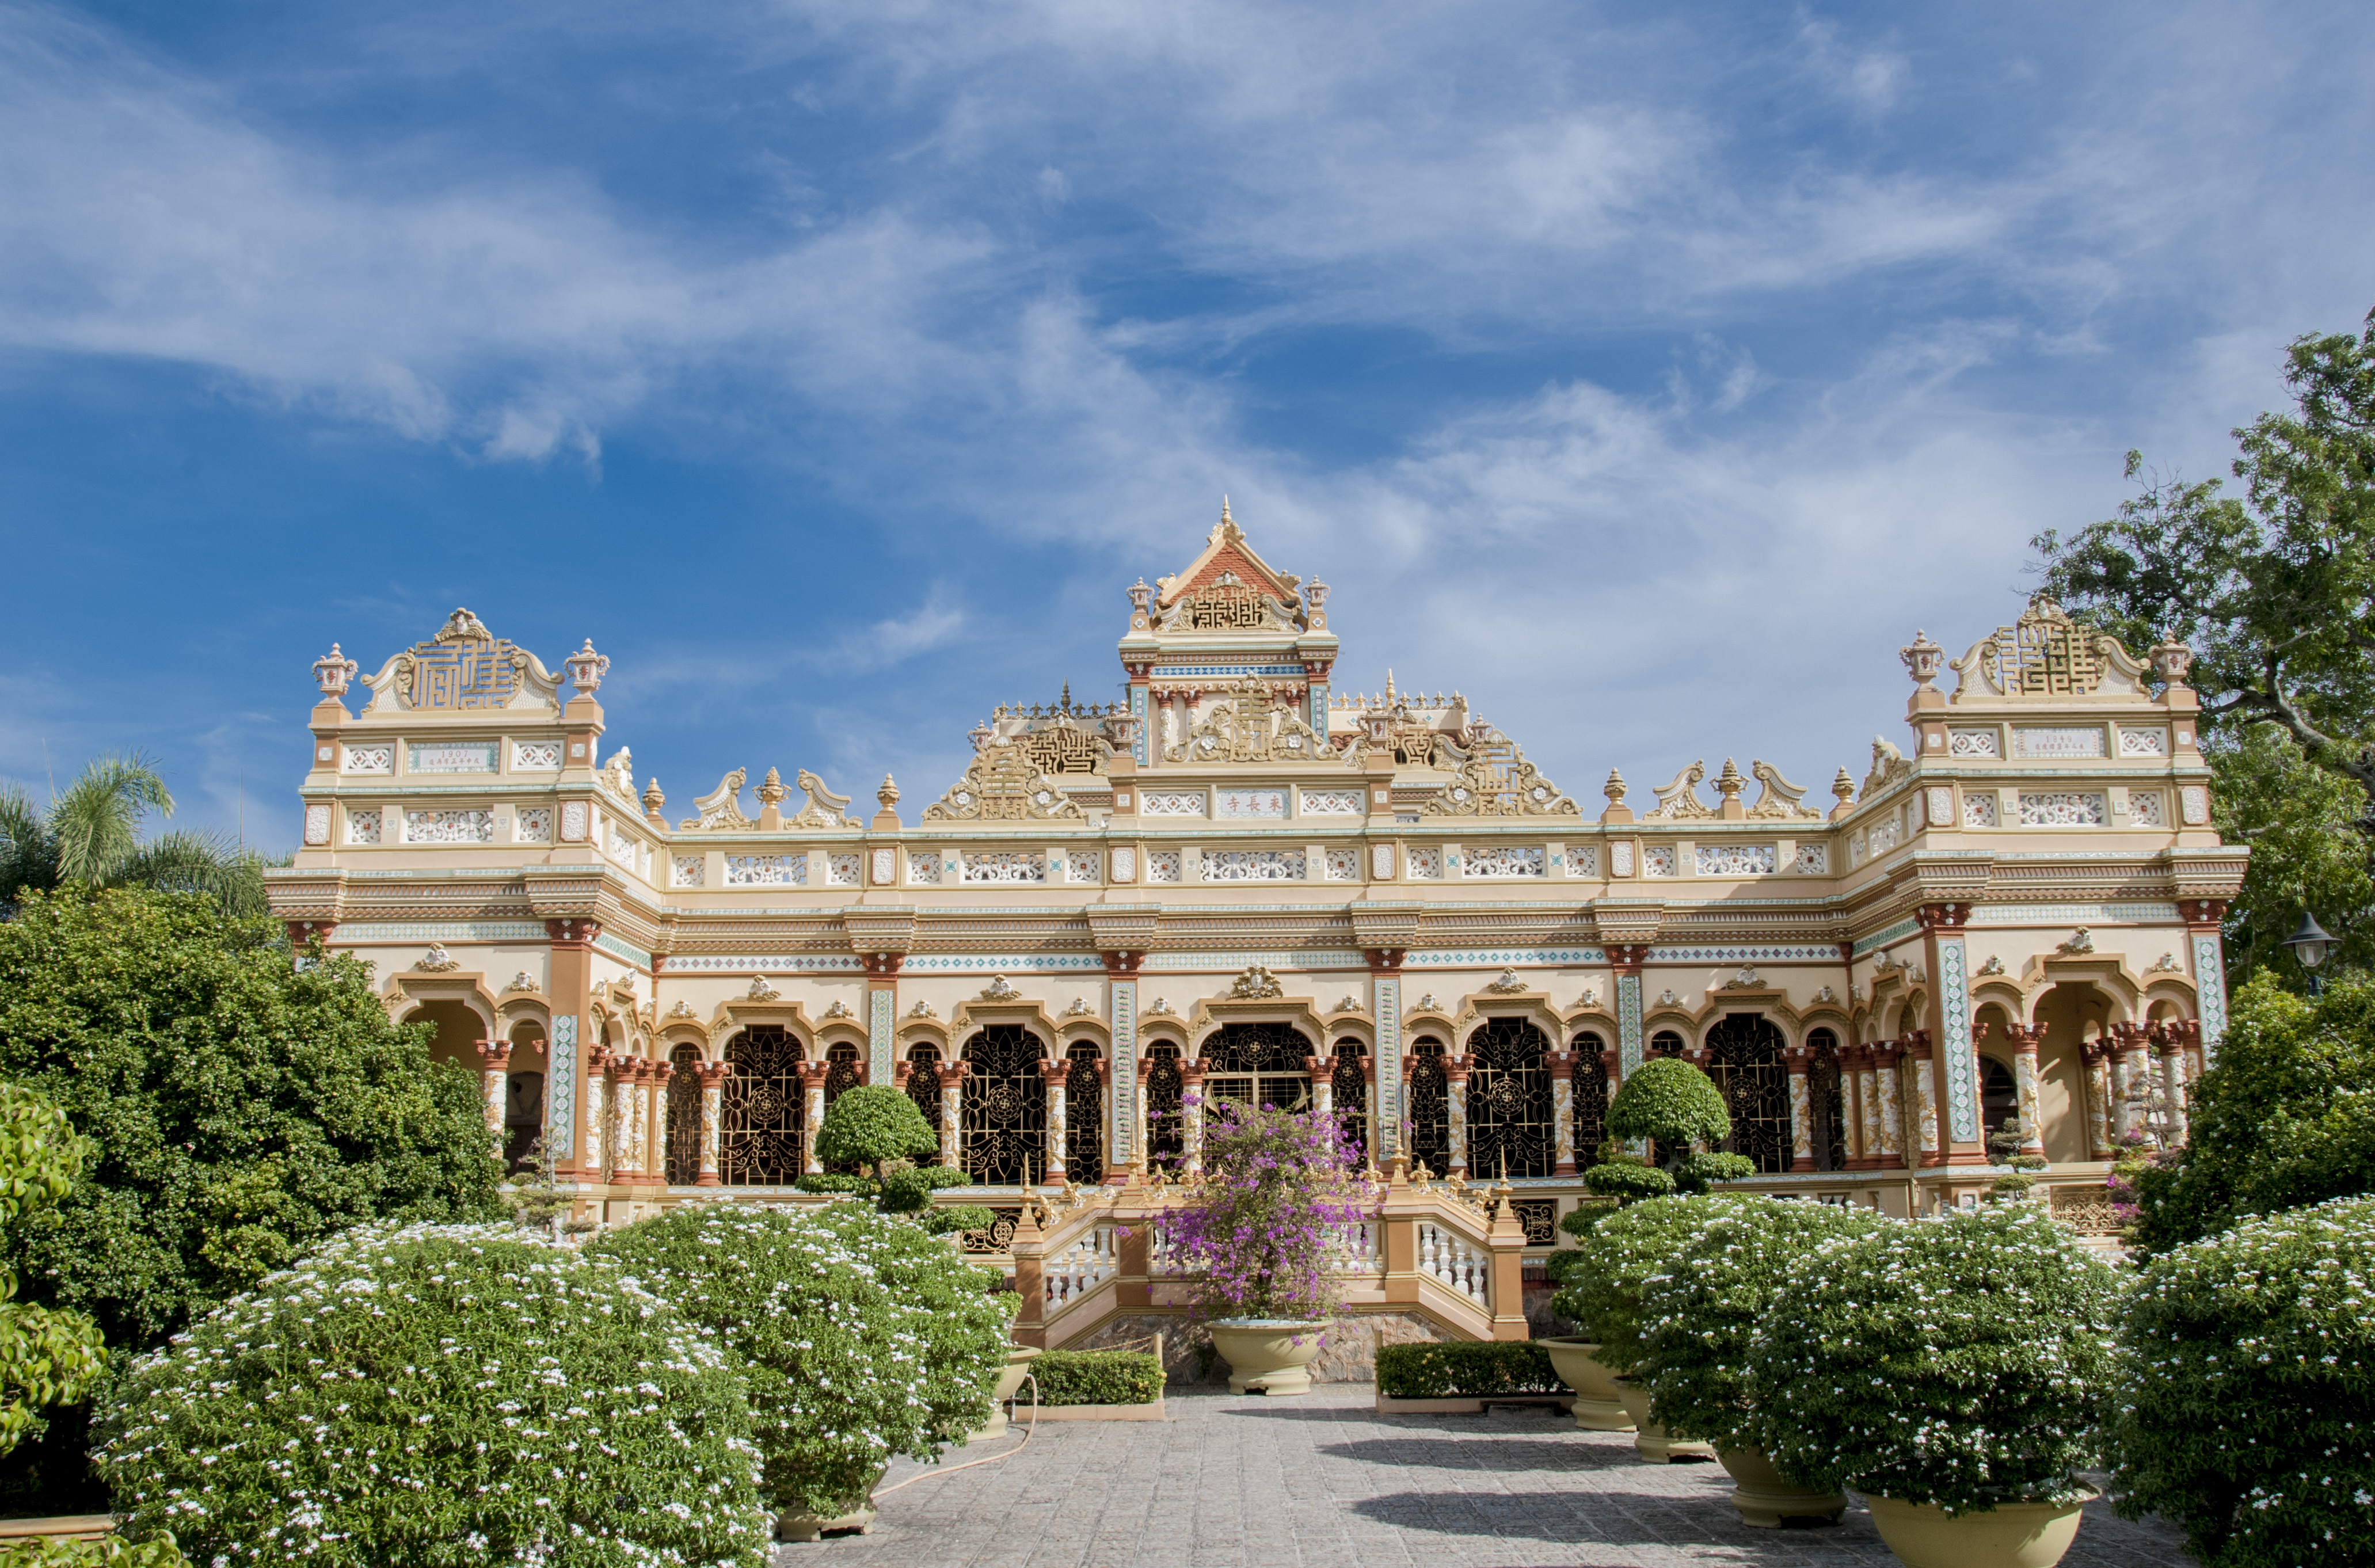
top-left (1538, 1336), bottom-right (1635, 1432)
top-left (1862, 1487), bottom-right (2095, 1568)
top-left (969, 1345), bottom-right (1043, 1441)
top-left (775, 1466), bottom-right (889, 1543)
top-left (1611, 1377), bottom-right (1715, 1463)
top-left (1716, 1445), bottom-right (1846, 1528)
top-left (1206, 1319), bottom-right (1328, 1395)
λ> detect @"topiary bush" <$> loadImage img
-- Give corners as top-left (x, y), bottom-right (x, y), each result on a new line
top-left (1748, 1202), bottom-right (2120, 1513)
top-left (589, 1201), bottom-right (1015, 1520)
top-left (95, 1221), bottom-right (768, 1566)
top-left (1632, 1194), bottom-right (1876, 1449)
top-left (1550, 1196), bottom-right (1706, 1372)
top-left (1581, 1159), bottom-right (1673, 1204)
top-left (876, 1163), bottom-right (968, 1213)
top-left (1029, 1350), bottom-right (1163, 1406)
top-left (812, 1086), bottom-right (941, 1178)
top-left (1673, 1150), bottom-right (1756, 1194)
top-left (1606, 1057), bottom-right (1730, 1150)
top-left (2106, 1192), bottom-right (2375, 1567)
top-left (1373, 1341), bottom-right (1561, 1399)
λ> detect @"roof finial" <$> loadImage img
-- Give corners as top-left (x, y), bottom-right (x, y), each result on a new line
top-left (1221, 494), bottom-right (1232, 524)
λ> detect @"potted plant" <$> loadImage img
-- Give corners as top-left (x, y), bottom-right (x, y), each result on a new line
top-left (1164, 1102), bottom-right (1375, 1395)
top-left (2106, 1192), bottom-right (2375, 1568)
top-left (1748, 1202), bottom-right (2121, 1568)
top-left (590, 1200), bottom-right (1016, 1543)
top-left (1633, 1193), bottom-right (1874, 1525)
top-left (1549, 1195), bottom-right (1716, 1460)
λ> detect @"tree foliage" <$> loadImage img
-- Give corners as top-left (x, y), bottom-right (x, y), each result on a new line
top-left (810, 1085), bottom-right (939, 1178)
top-left (1548, 1196), bottom-right (1707, 1374)
top-left (0, 889), bottom-right (505, 1351)
top-left (0, 1086), bottom-right (105, 1459)
top-left (0, 755), bottom-right (269, 921)
top-left (1605, 1057), bottom-right (1730, 1150)
top-left (2129, 973), bottom-right (2375, 1254)
top-left (2204, 726), bottom-right (2375, 982)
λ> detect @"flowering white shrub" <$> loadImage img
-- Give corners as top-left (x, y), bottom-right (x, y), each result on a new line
top-left (2107, 1193), bottom-right (2375, 1567)
top-left (589, 1201), bottom-right (1015, 1519)
top-left (1549, 1196), bottom-right (1709, 1374)
top-left (1632, 1193), bottom-right (1875, 1450)
top-left (94, 1222), bottom-right (770, 1567)
top-left (1746, 1202), bottom-right (2119, 1514)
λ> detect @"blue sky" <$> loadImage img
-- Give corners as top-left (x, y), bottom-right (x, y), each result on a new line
top-left (3, 1), bottom-right (2373, 848)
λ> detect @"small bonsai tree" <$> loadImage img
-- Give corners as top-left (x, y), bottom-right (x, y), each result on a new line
top-left (1632, 1193), bottom-right (1875, 1449)
top-left (1579, 1056), bottom-right (1739, 1207)
top-left (812, 1084), bottom-right (939, 1179)
top-left (2106, 1192), bottom-right (2375, 1567)
top-left (589, 1201), bottom-right (1015, 1522)
top-left (1748, 1202), bottom-right (2119, 1512)
top-left (97, 1222), bottom-right (768, 1566)
top-left (1548, 1195), bottom-right (1706, 1374)
top-left (0, 1084), bottom-right (106, 1459)
top-left (1166, 1103), bottom-right (1374, 1323)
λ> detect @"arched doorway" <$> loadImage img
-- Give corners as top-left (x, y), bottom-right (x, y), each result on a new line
top-left (2030, 983), bottom-right (2114, 1163)
top-left (664, 1042), bottom-right (702, 1185)
top-left (1201, 1022), bottom-right (1314, 1117)
top-left (1807, 1027), bottom-right (1847, 1173)
top-left (1330, 1040), bottom-right (1370, 1163)
top-left (903, 1044), bottom-right (944, 1163)
top-left (960, 1025), bottom-right (1046, 1185)
top-left (1705, 1013), bottom-right (1791, 1174)
top-left (720, 1025), bottom-right (806, 1185)
top-left (1065, 1041), bottom-right (1105, 1179)
top-left (1143, 1043), bottom-right (1185, 1173)
top-left (503, 1019), bottom-right (547, 1172)
top-left (1406, 1037), bottom-right (1449, 1175)
top-left (1981, 1056), bottom-right (2020, 1142)
top-left (1465, 1017), bottom-right (1553, 1178)
top-left (1570, 1031), bottom-right (1609, 1163)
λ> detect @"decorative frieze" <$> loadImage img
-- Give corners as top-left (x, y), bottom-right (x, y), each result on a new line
top-left (1946, 728), bottom-right (1999, 758)
top-left (2117, 728), bottom-right (2168, 756)
top-left (1962, 793), bottom-right (1997, 828)
top-left (672, 854), bottom-right (705, 888)
top-left (1642, 844), bottom-right (1676, 877)
top-left (1792, 842), bottom-right (1827, 874)
top-left (342, 744), bottom-right (394, 775)
top-left (1370, 843), bottom-right (1395, 880)
top-left (1147, 850), bottom-right (1182, 884)
top-left (724, 854), bottom-right (804, 887)
top-left (1405, 846), bottom-right (1442, 879)
top-left (2018, 791), bottom-right (2108, 827)
top-left (2180, 785), bottom-right (2210, 826)
top-left (1215, 788), bottom-right (1286, 819)
top-left (1110, 847), bottom-right (1137, 883)
top-left (1565, 844), bottom-right (1598, 877)
top-left (1300, 789), bottom-right (1364, 816)
top-left (962, 851), bottom-right (1048, 884)
top-left (407, 741), bottom-right (498, 774)
top-left (828, 854), bottom-right (862, 888)
top-left (1141, 790), bottom-right (1206, 817)
top-left (305, 803), bottom-right (332, 846)
top-left (404, 809), bottom-right (493, 844)
top-left (1065, 850), bottom-right (1101, 884)
top-left (345, 807), bottom-right (383, 845)
top-left (1201, 848), bottom-right (1306, 881)
top-left (1464, 844), bottom-right (1544, 878)
top-left (1324, 847), bottom-right (1360, 881)
top-left (1693, 843), bottom-right (1775, 877)
top-left (908, 851), bottom-right (943, 884)
top-left (511, 741), bottom-right (561, 770)
top-left (2127, 791), bottom-right (2165, 827)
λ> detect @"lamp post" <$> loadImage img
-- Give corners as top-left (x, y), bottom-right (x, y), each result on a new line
top-left (2284, 912), bottom-right (2335, 998)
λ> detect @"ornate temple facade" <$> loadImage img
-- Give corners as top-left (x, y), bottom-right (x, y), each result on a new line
top-left (268, 509), bottom-right (2244, 1298)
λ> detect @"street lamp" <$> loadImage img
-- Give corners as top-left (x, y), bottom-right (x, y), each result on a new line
top-left (2285, 912), bottom-right (2335, 997)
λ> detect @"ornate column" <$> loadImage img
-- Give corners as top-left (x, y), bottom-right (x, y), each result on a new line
top-left (1442, 1054), bottom-right (1471, 1176)
top-left (2109, 1025), bottom-right (2148, 1139)
top-left (695, 1060), bottom-right (728, 1185)
top-left (1179, 1059), bottom-right (1207, 1174)
top-left (1076, 1057), bottom-right (1109, 1182)
top-left (2153, 1024), bottom-right (2189, 1144)
top-left (1040, 1057), bottom-right (1069, 1183)
top-left (1597, 1044), bottom-right (1623, 1144)
top-left (1870, 1038), bottom-right (1906, 1168)
top-left (1782, 1043), bottom-right (1815, 1172)
top-left (2080, 1038), bottom-right (2116, 1159)
top-left (2179, 899), bottom-right (2232, 1066)
top-left (542, 917), bottom-right (602, 1180)
top-left (1917, 902), bottom-right (1985, 1165)
top-left (935, 1061), bottom-right (968, 1174)
top-left (1105, 951), bottom-right (1143, 1177)
top-left (648, 1059), bottom-right (672, 1182)
top-left (797, 1061), bottom-right (830, 1174)
top-left (630, 1060), bottom-right (656, 1178)
top-left (1545, 1049), bottom-right (1578, 1176)
top-left (1365, 947), bottom-right (1406, 1159)
top-left (1840, 1042), bottom-right (1870, 1169)
top-left (474, 1039), bottom-right (511, 1139)
top-left (1902, 1030), bottom-right (1942, 1166)
top-left (2004, 1023), bottom-right (2048, 1160)
top-left (862, 951), bottom-right (903, 1091)
top-left (1609, 945), bottom-right (1649, 1077)
top-left (1304, 1056), bottom-right (1334, 1121)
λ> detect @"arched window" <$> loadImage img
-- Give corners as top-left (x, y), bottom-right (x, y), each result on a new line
top-left (1649, 1030), bottom-right (1685, 1058)
top-left (1201, 1022), bottom-right (1314, 1117)
top-left (720, 1025), bottom-right (806, 1186)
top-left (903, 1044), bottom-right (944, 1163)
top-left (1705, 1013), bottom-right (1791, 1174)
top-left (1465, 1017), bottom-right (1554, 1179)
top-left (1570, 1032), bottom-right (1608, 1163)
top-left (960, 1025), bottom-right (1046, 1185)
top-left (1807, 1027), bottom-right (1846, 1173)
top-left (820, 1041), bottom-right (865, 1174)
top-left (1406, 1037), bottom-right (1449, 1175)
top-left (1331, 1040), bottom-right (1370, 1163)
top-left (1065, 1040), bottom-right (1105, 1179)
top-left (664, 1042), bottom-right (702, 1185)
top-left (1981, 1057), bottom-right (2020, 1140)
top-left (1143, 1042), bottom-right (1185, 1173)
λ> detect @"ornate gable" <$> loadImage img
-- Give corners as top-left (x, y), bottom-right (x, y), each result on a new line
top-left (1419, 735), bottom-right (1578, 817)
top-left (360, 607), bottom-right (563, 714)
top-left (923, 740), bottom-right (1086, 822)
top-left (1151, 503), bottom-right (1306, 629)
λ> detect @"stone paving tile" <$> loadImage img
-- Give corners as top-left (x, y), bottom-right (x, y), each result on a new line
top-left (775, 1386), bottom-right (2193, 1567)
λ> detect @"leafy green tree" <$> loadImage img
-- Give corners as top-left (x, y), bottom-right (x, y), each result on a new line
top-left (2129, 973), bottom-right (2375, 1254)
top-left (2201, 726), bottom-right (2375, 981)
top-left (2033, 309), bottom-right (2375, 980)
top-left (811, 1085), bottom-right (939, 1179)
top-left (0, 754), bottom-right (268, 921)
top-left (0, 889), bottom-right (505, 1349)
top-left (0, 1086), bottom-right (105, 1458)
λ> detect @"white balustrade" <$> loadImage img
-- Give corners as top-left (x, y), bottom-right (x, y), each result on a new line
top-left (1326, 1220), bottom-right (1384, 1276)
top-left (1045, 1223), bottom-right (1119, 1307)
top-left (1417, 1221), bottom-right (1488, 1304)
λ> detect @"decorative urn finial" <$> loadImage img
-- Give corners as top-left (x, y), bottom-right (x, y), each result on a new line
top-left (1833, 767), bottom-right (1856, 806)
top-left (756, 767), bottom-right (788, 808)
top-left (313, 643), bottom-right (358, 697)
top-left (565, 638), bottom-right (610, 695)
top-left (878, 773), bottom-right (901, 810)
top-left (1900, 629), bottom-right (1943, 687)
top-left (1603, 767), bottom-right (1627, 805)
top-left (1714, 758), bottom-right (1745, 801)
top-left (642, 778), bottom-right (665, 816)
top-left (2148, 638), bottom-right (2194, 687)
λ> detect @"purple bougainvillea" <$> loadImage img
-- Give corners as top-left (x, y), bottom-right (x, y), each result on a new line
top-left (1163, 1102), bottom-right (1378, 1323)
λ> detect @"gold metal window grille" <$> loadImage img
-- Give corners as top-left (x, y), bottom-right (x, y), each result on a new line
top-left (1465, 1016), bottom-right (1554, 1179)
top-left (720, 1026), bottom-right (806, 1186)
top-left (960, 1025), bottom-right (1047, 1186)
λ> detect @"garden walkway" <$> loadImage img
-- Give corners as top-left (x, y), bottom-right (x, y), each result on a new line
top-left (784, 1386), bottom-right (2192, 1568)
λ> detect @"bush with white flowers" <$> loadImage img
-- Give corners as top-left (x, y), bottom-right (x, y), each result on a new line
top-left (1746, 1202), bottom-right (2120, 1514)
top-left (588, 1201), bottom-right (1015, 1520)
top-left (94, 1222), bottom-right (769, 1567)
top-left (2106, 1193), bottom-right (2375, 1567)
top-left (1549, 1196), bottom-right (1709, 1375)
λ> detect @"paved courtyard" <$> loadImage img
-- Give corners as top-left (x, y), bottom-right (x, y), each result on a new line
top-left (781, 1386), bottom-right (2191, 1567)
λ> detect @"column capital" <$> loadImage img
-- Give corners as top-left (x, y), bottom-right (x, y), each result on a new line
top-left (475, 1038), bottom-right (513, 1071)
top-left (1780, 1043), bottom-right (1814, 1074)
top-left (1177, 1059), bottom-right (1207, 1086)
top-left (1607, 943), bottom-right (1651, 976)
top-left (2178, 898), bottom-right (2229, 927)
top-left (1916, 902), bottom-right (1972, 931)
top-left (1363, 947), bottom-right (1407, 975)
top-left (1040, 1057), bottom-right (1072, 1087)
top-left (934, 1061), bottom-right (970, 1090)
top-left (794, 1061), bottom-right (832, 1089)
top-left (545, 917), bottom-right (602, 949)
top-left (861, 952), bottom-right (905, 977)
top-left (694, 1060), bottom-right (730, 1089)
top-left (1440, 1053), bottom-right (1472, 1085)
top-left (1101, 950), bottom-right (1147, 977)
top-left (1542, 1048), bottom-right (1577, 1080)
top-left (286, 918), bottom-right (338, 949)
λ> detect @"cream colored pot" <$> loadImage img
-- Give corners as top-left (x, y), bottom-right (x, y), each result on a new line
top-left (969, 1345), bottom-right (1043, 1441)
top-left (1537, 1336), bottom-right (1635, 1432)
top-left (1715, 1445), bottom-right (1847, 1528)
top-left (1206, 1319), bottom-right (1328, 1395)
top-left (1862, 1487), bottom-right (2095, 1568)
top-left (1610, 1378), bottom-right (1716, 1463)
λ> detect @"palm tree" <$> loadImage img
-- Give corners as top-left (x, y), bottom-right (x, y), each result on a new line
top-left (0, 752), bottom-right (272, 919)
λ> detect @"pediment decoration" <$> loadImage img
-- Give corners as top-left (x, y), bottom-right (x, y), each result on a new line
top-left (1948, 595), bottom-right (2151, 698)
top-left (1151, 503), bottom-right (1307, 629)
top-left (680, 770), bottom-right (756, 832)
top-left (1746, 760), bottom-right (1821, 820)
top-left (1861, 737), bottom-right (1914, 799)
top-left (1016, 715), bottom-right (1113, 777)
top-left (1421, 739), bottom-right (1577, 818)
top-left (922, 740), bottom-right (1086, 822)
top-left (597, 748), bottom-right (637, 805)
top-left (1645, 761), bottom-right (1714, 820)
top-left (1163, 684), bottom-right (1328, 764)
top-left (359, 607), bottom-right (564, 714)
top-left (1229, 964), bottom-right (1285, 999)
top-left (785, 770), bottom-right (852, 829)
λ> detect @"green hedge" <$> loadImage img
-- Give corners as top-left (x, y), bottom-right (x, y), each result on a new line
top-left (1029, 1350), bottom-right (1163, 1406)
top-left (1375, 1341), bottom-right (1559, 1399)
